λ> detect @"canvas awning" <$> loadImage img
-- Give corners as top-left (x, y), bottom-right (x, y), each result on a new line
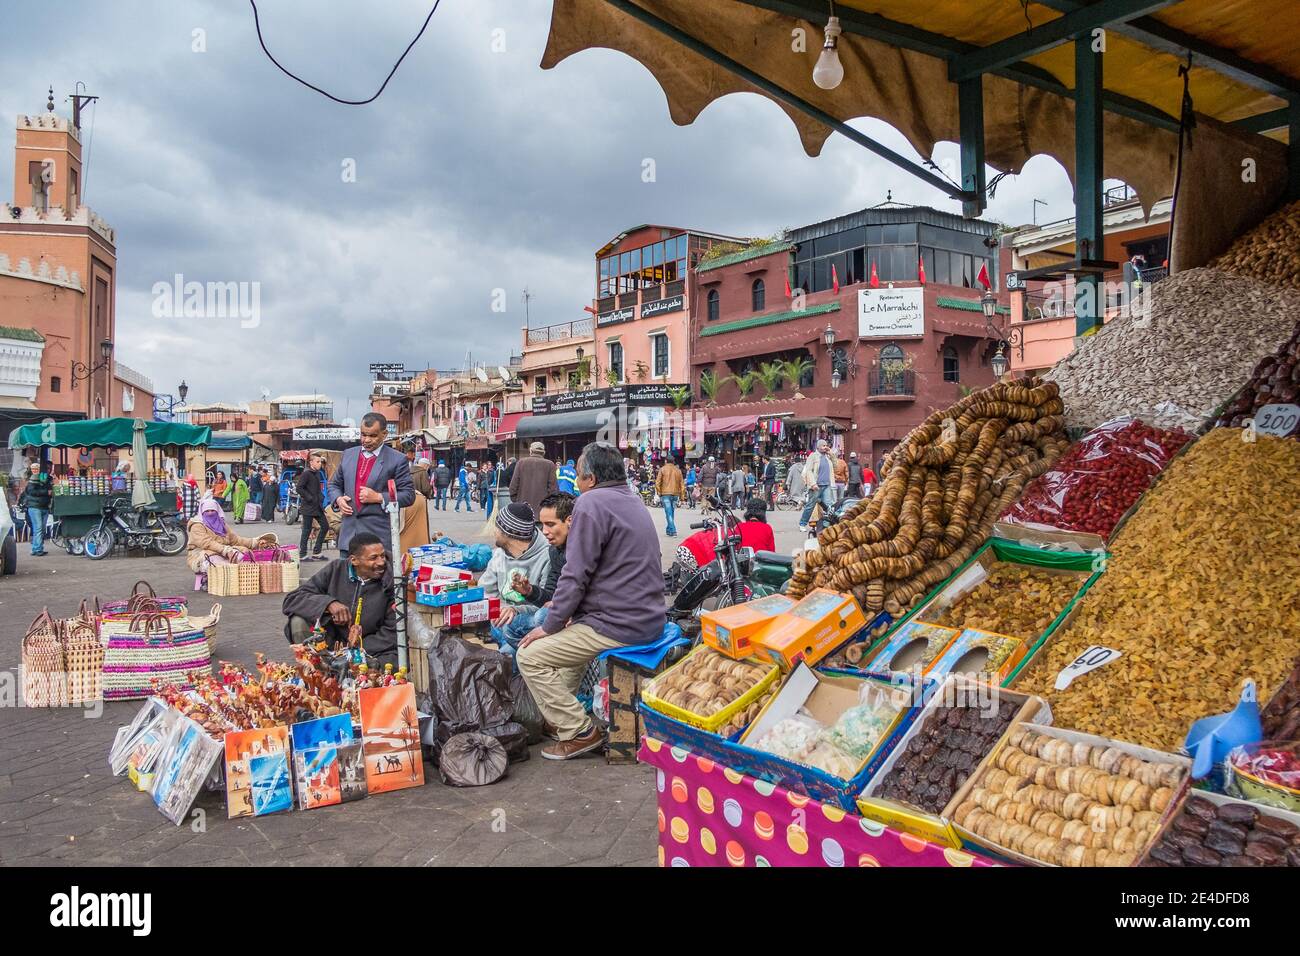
top-left (704, 414), bottom-right (760, 434)
top-left (543, 1), bottom-right (1299, 216)
top-left (8, 417), bottom-right (212, 450)
top-left (495, 411), bottom-right (531, 439)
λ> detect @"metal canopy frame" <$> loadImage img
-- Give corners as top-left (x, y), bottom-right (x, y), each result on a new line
top-left (598, 0), bottom-right (1299, 334)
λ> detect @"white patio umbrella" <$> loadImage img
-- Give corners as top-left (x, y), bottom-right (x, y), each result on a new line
top-left (130, 419), bottom-right (157, 509)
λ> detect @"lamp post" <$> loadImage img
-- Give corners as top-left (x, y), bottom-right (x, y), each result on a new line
top-left (822, 323), bottom-right (836, 348)
top-left (153, 381), bottom-right (191, 422)
top-left (980, 290), bottom-right (1023, 373)
top-left (70, 338), bottom-right (113, 388)
top-left (990, 345), bottom-right (1008, 380)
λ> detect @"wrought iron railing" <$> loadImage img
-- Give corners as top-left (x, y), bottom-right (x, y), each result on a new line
top-left (869, 369), bottom-right (915, 396)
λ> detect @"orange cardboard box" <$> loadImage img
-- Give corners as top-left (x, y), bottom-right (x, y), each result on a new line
top-left (700, 593), bottom-right (797, 659)
top-left (753, 588), bottom-right (867, 670)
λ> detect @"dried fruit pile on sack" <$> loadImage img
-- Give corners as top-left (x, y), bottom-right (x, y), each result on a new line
top-left (790, 378), bottom-right (1069, 616)
top-left (1015, 429), bottom-right (1300, 751)
top-left (1043, 267), bottom-right (1299, 431)
top-left (1212, 200), bottom-right (1300, 288)
top-left (1209, 319), bottom-right (1300, 435)
top-left (999, 417), bottom-right (1192, 540)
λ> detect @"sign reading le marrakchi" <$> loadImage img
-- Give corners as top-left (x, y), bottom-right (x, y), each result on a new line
top-left (858, 287), bottom-right (925, 338)
top-left (532, 383), bottom-right (690, 415)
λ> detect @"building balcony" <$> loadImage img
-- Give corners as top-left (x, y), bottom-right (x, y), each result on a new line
top-left (867, 370), bottom-right (916, 401)
top-left (525, 317), bottom-right (594, 347)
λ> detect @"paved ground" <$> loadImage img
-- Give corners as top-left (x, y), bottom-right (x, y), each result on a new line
top-left (0, 499), bottom-right (807, 867)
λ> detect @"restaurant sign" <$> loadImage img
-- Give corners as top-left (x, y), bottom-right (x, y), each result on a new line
top-left (597, 305), bottom-right (636, 327)
top-left (858, 287), bottom-right (925, 338)
top-left (532, 383), bottom-right (691, 415)
top-left (640, 294), bottom-right (684, 319)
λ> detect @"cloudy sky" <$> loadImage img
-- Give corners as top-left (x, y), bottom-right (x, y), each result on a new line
top-left (1, 0), bottom-right (1081, 415)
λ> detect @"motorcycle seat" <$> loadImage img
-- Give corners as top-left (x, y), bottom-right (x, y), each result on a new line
top-left (753, 550), bottom-right (793, 568)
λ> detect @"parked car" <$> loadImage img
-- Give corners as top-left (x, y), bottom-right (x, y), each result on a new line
top-left (1, 488), bottom-right (17, 576)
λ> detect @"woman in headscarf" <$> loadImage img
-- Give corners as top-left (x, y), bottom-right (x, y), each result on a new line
top-left (186, 495), bottom-right (276, 573)
top-left (231, 472), bottom-right (250, 523)
top-left (211, 470), bottom-right (229, 501)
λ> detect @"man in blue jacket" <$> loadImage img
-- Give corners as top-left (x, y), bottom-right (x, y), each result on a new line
top-left (327, 413), bottom-right (415, 554)
top-left (455, 461), bottom-right (473, 512)
top-left (556, 458), bottom-right (578, 496)
top-left (517, 442), bottom-right (664, 761)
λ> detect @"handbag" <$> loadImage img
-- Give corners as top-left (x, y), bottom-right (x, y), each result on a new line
top-left (186, 602), bottom-right (223, 656)
top-left (259, 560), bottom-right (284, 594)
top-left (207, 558), bottom-right (261, 597)
top-left (21, 611), bottom-right (67, 707)
top-left (102, 609), bottom-right (213, 701)
top-left (63, 608), bottom-right (104, 706)
top-left (101, 580), bottom-right (188, 618)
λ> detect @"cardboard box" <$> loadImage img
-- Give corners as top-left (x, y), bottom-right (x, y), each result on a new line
top-left (740, 664), bottom-right (917, 787)
top-left (860, 620), bottom-right (960, 681)
top-left (952, 723), bottom-right (1189, 867)
top-left (752, 589), bottom-right (867, 670)
top-left (925, 628), bottom-right (1028, 685)
top-left (856, 675), bottom-right (1049, 848)
top-left (416, 564), bottom-right (474, 585)
top-left (700, 593), bottom-right (796, 659)
top-left (1138, 787), bottom-right (1300, 865)
top-left (415, 585), bottom-right (485, 608)
top-left (415, 597), bottom-right (500, 629)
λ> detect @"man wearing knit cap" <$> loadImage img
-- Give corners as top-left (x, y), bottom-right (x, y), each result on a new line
top-left (480, 501), bottom-right (552, 647)
top-left (509, 440), bottom-right (558, 519)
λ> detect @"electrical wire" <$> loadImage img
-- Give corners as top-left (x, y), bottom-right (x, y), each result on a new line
top-left (247, 0), bottom-right (441, 105)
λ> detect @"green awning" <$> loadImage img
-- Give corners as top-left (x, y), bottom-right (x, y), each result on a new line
top-left (7, 417), bottom-right (212, 450)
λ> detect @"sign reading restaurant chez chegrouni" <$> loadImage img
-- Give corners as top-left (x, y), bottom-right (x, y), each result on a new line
top-left (532, 383), bottom-right (690, 415)
top-left (858, 287), bottom-right (925, 338)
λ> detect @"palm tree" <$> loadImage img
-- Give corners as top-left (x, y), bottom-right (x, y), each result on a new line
top-left (667, 385), bottom-right (692, 409)
top-left (698, 369), bottom-right (726, 406)
top-left (732, 369), bottom-right (759, 401)
top-left (401, 705), bottom-right (419, 781)
top-left (779, 355), bottom-right (814, 399)
top-left (756, 361), bottom-right (784, 401)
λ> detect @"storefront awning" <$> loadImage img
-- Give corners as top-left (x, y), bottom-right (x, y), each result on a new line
top-left (8, 417), bottom-right (211, 449)
top-left (704, 414), bottom-right (760, 434)
top-left (516, 407), bottom-right (612, 440)
top-left (495, 411), bottom-right (531, 439)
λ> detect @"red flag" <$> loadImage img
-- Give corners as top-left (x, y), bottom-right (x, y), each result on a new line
top-left (976, 262), bottom-right (991, 290)
top-left (784, 271), bottom-right (792, 299)
top-left (870, 262), bottom-right (880, 288)
top-left (831, 263), bottom-right (840, 294)
top-left (918, 257), bottom-right (927, 285)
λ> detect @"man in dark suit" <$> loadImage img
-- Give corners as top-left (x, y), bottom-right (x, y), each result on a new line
top-left (327, 412), bottom-right (416, 554)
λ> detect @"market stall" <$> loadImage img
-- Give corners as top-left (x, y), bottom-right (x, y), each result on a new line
top-left (8, 418), bottom-right (211, 543)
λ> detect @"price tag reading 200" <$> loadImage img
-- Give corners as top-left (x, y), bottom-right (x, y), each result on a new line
top-left (1054, 645), bottom-right (1122, 690)
top-left (1255, 403), bottom-right (1300, 438)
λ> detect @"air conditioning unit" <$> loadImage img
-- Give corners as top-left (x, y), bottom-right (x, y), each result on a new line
top-left (378, 383), bottom-right (405, 397)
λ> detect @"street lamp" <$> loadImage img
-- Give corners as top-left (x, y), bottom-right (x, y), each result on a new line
top-left (823, 323), bottom-right (835, 347)
top-left (178, 380), bottom-right (189, 402)
top-left (70, 338), bottom-right (113, 388)
top-left (831, 368), bottom-right (842, 389)
top-left (980, 290), bottom-right (997, 321)
top-left (991, 344), bottom-right (1008, 380)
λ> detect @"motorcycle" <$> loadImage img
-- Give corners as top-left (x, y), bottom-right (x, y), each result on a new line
top-left (84, 496), bottom-right (188, 560)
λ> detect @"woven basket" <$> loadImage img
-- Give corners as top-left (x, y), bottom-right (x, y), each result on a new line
top-left (237, 561), bottom-right (261, 595)
top-left (186, 603), bottom-right (223, 656)
top-left (281, 560), bottom-right (300, 592)
top-left (102, 610), bottom-right (213, 701)
top-left (63, 615), bottom-right (104, 706)
top-left (101, 580), bottom-right (188, 618)
top-left (207, 560), bottom-right (261, 597)
top-left (21, 611), bottom-right (67, 707)
top-left (259, 560), bottom-right (283, 594)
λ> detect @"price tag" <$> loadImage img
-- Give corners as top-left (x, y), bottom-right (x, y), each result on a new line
top-left (1054, 645), bottom-right (1122, 690)
top-left (1255, 403), bottom-right (1300, 438)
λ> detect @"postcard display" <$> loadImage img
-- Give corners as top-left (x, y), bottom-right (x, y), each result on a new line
top-left (108, 666), bottom-right (425, 825)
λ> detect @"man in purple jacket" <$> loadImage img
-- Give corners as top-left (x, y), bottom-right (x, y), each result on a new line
top-left (517, 442), bottom-right (665, 760)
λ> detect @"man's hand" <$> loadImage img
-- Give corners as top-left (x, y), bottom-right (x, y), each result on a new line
top-left (347, 623), bottom-right (363, 648)
top-left (513, 575), bottom-right (532, 598)
top-left (519, 626), bottom-right (547, 649)
top-left (327, 601), bottom-right (350, 626)
top-left (357, 486), bottom-right (383, 505)
top-left (496, 605), bottom-right (517, 628)
top-left (335, 495), bottom-right (354, 516)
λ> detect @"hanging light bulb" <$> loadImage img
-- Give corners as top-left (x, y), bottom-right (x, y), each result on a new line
top-left (812, 15), bottom-right (844, 90)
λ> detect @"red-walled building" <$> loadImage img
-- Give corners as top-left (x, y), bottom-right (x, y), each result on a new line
top-left (691, 205), bottom-right (1009, 469)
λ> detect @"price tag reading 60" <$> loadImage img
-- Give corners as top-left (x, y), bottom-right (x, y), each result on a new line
top-left (1054, 645), bottom-right (1122, 690)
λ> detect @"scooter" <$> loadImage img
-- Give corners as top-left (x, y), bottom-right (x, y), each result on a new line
top-left (84, 496), bottom-right (188, 560)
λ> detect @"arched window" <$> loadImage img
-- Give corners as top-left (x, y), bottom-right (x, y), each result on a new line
top-left (707, 289), bottom-right (720, 321)
top-left (880, 344), bottom-right (905, 367)
top-left (943, 346), bottom-right (959, 383)
top-left (751, 278), bottom-right (766, 312)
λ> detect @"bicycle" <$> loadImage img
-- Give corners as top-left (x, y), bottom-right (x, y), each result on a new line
top-left (772, 481), bottom-right (801, 511)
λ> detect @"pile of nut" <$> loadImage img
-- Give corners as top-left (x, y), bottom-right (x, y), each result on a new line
top-left (1146, 795), bottom-right (1300, 867)
top-left (644, 647), bottom-right (771, 720)
top-left (922, 563), bottom-right (1087, 642)
top-left (1209, 319), bottom-right (1300, 435)
top-left (874, 697), bottom-right (1020, 815)
top-left (954, 727), bottom-right (1183, 867)
top-left (1014, 429), bottom-right (1300, 750)
top-left (793, 378), bottom-right (1069, 618)
top-left (1212, 199), bottom-right (1300, 288)
top-left (1044, 267), bottom-right (1300, 430)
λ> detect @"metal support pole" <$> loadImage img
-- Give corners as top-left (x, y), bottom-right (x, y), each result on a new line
top-left (1289, 97), bottom-right (1300, 201)
top-left (958, 78), bottom-right (987, 218)
top-left (1074, 37), bottom-right (1104, 336)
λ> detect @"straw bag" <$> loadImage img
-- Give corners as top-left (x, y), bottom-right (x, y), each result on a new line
top-left (281, 559), bottom-right (300, 592)
top-left (259, 560), bottom-right (283, 594)
top-left (207, 559), bottom-right (261, 597)
top-left (101, 580), bottom-right (188, 618)
top-left (101, 610), bottom-right (213, 701)
top-left (63, 609), bottom-right (104, 706)
top-left (21, 611), bottom-right (67, 707)
top-left (186, 603), bottom-right (223, 655)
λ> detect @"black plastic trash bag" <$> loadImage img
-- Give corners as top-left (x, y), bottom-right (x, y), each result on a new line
top-left (509, 672), bottom-right (547, 745)
top-left (480, 720), bottom-right (530, 764)
top-left (438, 732), bottom-right (508, 787)
top-left (428, 634), bottom-right (515, 730)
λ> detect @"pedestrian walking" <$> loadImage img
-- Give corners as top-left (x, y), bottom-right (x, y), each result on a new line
top-left (761, 456), bottom-right (777, 506)
top-left (655, 457), bottom-right (685, 537)
top-left (509, 441), bottom-right (559, 519)
top-left (456, 461), bottom-right (474, 512)
top-left (846, 451), bottom-right (866, 499)
top-left (295, 453), bottom-right (330, 560)
top-left (18, 460), bottom-right (52, 557)
top-left (433, 459), bottom-right (451, 510)
top-left (798, 439), bottom-right (838, 532)
top-left (833, 453), bottom-right (849, 504)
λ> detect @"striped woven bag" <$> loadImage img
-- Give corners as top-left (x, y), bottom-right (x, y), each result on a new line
top-left (101, 609), bottom-right (213, 701)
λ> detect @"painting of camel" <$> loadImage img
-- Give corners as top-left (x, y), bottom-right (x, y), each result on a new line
top-left (358, 684), bottom-right (424, 794)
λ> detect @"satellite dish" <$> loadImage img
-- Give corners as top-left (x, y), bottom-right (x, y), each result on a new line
top-left (260, 387), bottom-right (271, 400)
top-left (498, 365), bottom-right (512, 381)
top-left (475, 367), bottom-right (489, 383)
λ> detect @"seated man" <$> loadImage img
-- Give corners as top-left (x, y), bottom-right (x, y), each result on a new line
top-left (674, 497), bottom-right (776, 574)
top-left (497, 492), bottom-right (575, 653)
top-left (281, 532), bottom-right (399, 669)
top-left (481, 502), bottom-right (551, 649)
top-left (517, 443), bottom-right (665, 761)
